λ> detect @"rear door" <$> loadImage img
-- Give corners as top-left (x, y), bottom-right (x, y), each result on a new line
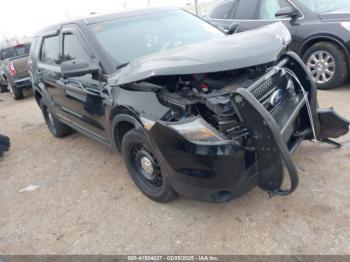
top-left (56, 25), bottom-right (107, 140)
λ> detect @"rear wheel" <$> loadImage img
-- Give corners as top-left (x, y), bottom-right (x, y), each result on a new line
top-left (303, 42), bottom-right (348, 90)
top-left (122, 129), bottom-right (177, 202)
top-left (0, 83), bottom-right (7, 93)
top-left (40, 100), bottom-right (72, 138)
top-left (8, 83), bottom-right (23, 100)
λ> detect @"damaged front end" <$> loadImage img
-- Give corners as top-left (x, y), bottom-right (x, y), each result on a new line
top-left (116, 24), bottom-right (349, 202)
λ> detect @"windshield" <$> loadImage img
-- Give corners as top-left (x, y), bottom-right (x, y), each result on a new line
top-left (89, 10), bottom-right (224, 64)
top-left (0, 44), bottom-right (30, 60)
top-left (296, 0), bottom-right (350, 13)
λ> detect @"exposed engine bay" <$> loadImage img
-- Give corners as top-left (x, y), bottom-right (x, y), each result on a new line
top-left (139, 62), bottom-right (291, 142)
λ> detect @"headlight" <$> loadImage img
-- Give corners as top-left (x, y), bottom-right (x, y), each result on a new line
top-left (140, 116), bottom-right (226, 144)
top-left (341, 22), bottom-right (350, 31)
top-left (168, 118), bottom-right (225, 143)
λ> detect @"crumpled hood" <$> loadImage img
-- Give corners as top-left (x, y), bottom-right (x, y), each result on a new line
top-left (319, 7), bottom-right (350, 22)
top-left (113, 22), bottom-right (291, 85)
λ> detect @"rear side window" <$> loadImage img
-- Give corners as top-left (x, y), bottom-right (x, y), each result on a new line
top-left (234, 0), bottom-right (259, 20)
top-left (62, 33), bottom-right (89, 62)
top-left (210, 0), bottom-right (237, 19)
top-left (40, 35), bottom-right (60, 64)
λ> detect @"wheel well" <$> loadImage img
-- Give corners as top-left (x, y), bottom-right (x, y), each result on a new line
top-left (301, 38), bottom-right (349, 59)
top-left (115, 121), bottom-right (135, 150)
top-left (34, 91), bottom-right (42, 106)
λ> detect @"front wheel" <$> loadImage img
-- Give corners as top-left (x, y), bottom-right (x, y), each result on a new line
top-left (8, 83), bottom-right (23, 100)
top-left (303, 42), bottom-right (348, 90)
top-left (40, 100), bottom-right (73, 138)
top-left (122, 129), bottom-right (177, 202)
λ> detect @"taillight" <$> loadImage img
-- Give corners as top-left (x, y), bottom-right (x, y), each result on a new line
top-left (8, 62), bottom-right (17, 76)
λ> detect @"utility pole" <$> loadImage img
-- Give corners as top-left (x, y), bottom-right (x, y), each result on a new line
top-left (147, 0), bottom-right (150, 7)
top-left (194, 0), bottom-right (199, 16)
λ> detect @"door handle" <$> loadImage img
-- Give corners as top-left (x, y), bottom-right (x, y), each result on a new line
top-left (60, 78), bottom-right (101, 97)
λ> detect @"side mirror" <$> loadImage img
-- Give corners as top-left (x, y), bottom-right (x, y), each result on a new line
top-left (226, 22), bottom-right (241, 35)
top-left (275, 7), bottom-right (300, 19)
top-left (61, 59), bottom-right (99, 78)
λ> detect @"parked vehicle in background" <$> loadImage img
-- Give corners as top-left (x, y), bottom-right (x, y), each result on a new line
top-left (0, 43), bottom-right (31, 99)
top-left (206, 0), bottom-right (350, 90)
top-left (29, 8), bottom-right (349, 203)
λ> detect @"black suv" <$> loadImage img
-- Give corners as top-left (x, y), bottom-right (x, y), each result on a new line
top-left (206, 0), bottom-right (350, 90)
top-left (29, 8), bottom-right (349, 203)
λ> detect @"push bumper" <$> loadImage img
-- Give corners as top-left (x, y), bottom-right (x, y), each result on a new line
top-left (150, 52), bottom-right (349, 202)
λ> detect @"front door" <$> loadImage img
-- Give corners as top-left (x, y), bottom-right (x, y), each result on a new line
top-left (56, 25), bottom-right (108, 141)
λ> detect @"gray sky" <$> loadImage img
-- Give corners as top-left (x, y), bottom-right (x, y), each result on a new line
top-left (0, 0), bottom-right (213, 40)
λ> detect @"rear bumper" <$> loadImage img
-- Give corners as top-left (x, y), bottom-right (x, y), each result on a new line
top-left (13, 76), bottom-right (32, 88)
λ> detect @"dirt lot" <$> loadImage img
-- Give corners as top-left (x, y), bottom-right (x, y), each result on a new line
top-left (0, 86), bottom-right (349, 255)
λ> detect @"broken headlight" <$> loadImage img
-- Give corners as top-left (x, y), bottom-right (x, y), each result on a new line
top-left (168, 118), bottom-right (225, 143)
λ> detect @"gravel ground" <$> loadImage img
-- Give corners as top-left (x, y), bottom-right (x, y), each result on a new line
top-left (0, 86), bottom-right (349, 255)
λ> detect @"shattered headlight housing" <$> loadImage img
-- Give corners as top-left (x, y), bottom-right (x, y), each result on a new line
top-left (167, 118), bottom-right (225, 143)
top-left (141, 116), bottom-right (225, 144)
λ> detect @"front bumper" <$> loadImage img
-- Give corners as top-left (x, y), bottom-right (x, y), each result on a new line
top-left (149, 123), bottom-right (258, 202)
top-left (149, 52), bottom-right (349, 202)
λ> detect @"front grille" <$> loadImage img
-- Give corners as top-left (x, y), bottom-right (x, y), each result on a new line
top-left (252, 78), bottom-right (273, 98)
top-left (253, 75), bottom-right (290, 115)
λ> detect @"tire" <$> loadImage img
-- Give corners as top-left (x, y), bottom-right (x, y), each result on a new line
top-left (8, 83), bottom-right (23, 100)
top-left (0, 84), bottom-right (7, 93)
top-left (122, 129), bottom-right (177, 202)
top-left (0, 80), bottom-right (8, 93)
top-left (303, 42), bottom-right (348, 90)
top-left (39, 100), bottom-right (73, 138)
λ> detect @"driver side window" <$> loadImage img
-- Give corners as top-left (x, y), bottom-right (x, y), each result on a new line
top-left (62, 33), bottom-right (90, 62)
top-left (259, 0), bottom-right (291, 20)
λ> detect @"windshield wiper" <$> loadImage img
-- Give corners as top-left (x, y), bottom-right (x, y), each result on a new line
top-left (117, 63), bottom-right (129, 70)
